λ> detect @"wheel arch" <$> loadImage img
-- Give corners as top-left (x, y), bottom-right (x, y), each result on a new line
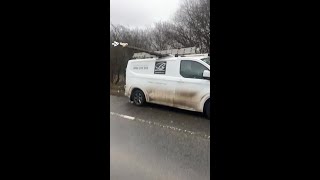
top-left (200, 94), bottom-right (210, 113)
top-left (129, 86), bottom-right (149, 102)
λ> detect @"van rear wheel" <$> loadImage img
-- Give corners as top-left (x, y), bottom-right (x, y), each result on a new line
top-left (132, 89), bottom-right (146, 106)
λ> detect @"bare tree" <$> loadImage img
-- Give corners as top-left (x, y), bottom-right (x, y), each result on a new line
top-left (172, 0), bottom-right (210, 52)
top-left (109, 0), bottom-right (211, 84)
top-left (150, 22), bottom-right (174, 50)
top-left (110, 24), bottom-right (154, 84)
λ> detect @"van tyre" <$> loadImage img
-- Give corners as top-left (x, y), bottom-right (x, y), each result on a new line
top-left (132, 89), bottom-right (146, 106)
top-left (205, 100), bottom-right (210, 119)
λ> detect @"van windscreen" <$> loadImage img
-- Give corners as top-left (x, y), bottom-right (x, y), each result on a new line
top-left (201, 57), bottom-right (210, 65)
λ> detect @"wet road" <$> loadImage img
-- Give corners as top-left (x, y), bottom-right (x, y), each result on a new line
top-left (110, 95), bottom-right (210, 180)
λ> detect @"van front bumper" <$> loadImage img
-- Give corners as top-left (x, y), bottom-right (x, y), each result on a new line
top-left (124, 85), bottom-right (129, 97)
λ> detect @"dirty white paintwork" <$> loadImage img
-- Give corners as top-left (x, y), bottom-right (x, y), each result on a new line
top-left (125, 55), bottom-right (210, 113)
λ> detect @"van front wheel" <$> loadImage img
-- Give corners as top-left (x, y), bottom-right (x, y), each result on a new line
top-left (204, 100), bottom-right (210, 119)
top-left (132, 89), bottom-right (146, 106)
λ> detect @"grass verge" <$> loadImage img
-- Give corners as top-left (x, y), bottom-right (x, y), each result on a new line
top-left (110, 83), bottom-right (125, 96)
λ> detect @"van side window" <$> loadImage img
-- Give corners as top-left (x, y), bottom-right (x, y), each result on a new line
top-left (180, 60), bottom-right (209, 79)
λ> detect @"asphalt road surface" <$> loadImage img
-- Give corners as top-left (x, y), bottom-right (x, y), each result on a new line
top-left (110, 95), bottom-right (210, 180)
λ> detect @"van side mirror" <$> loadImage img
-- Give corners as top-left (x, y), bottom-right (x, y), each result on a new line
top-left (203, 70), bottom-right (210, 79)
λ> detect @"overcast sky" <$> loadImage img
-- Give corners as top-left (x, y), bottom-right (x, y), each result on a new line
top-left (110, 0), bottom-right (181, 29)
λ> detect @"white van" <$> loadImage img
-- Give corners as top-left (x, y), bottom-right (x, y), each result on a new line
top-left (124, 55), bottom-right (210, 118)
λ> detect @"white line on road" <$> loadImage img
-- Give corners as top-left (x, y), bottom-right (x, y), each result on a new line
top-left (110, 112), bottom-right (210, 140)
top-left (110, 112), bottom-right (135, 120)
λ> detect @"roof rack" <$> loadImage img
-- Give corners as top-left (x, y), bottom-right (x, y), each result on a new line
top-left (112, 41), bottom-right (170, 58)
top-left (180, 53), bottom-right (210, 57)
top-left (111, 41), bottom-right (208, 59)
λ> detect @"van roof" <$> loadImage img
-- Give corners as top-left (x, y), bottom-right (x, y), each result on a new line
top-left (129, 55), bottom-right (209, 62)
top-left (129, 57), bottom-right (173, 62)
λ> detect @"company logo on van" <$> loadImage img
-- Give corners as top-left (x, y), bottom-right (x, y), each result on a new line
top-left (154, 61), bottom-right (166, 74)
